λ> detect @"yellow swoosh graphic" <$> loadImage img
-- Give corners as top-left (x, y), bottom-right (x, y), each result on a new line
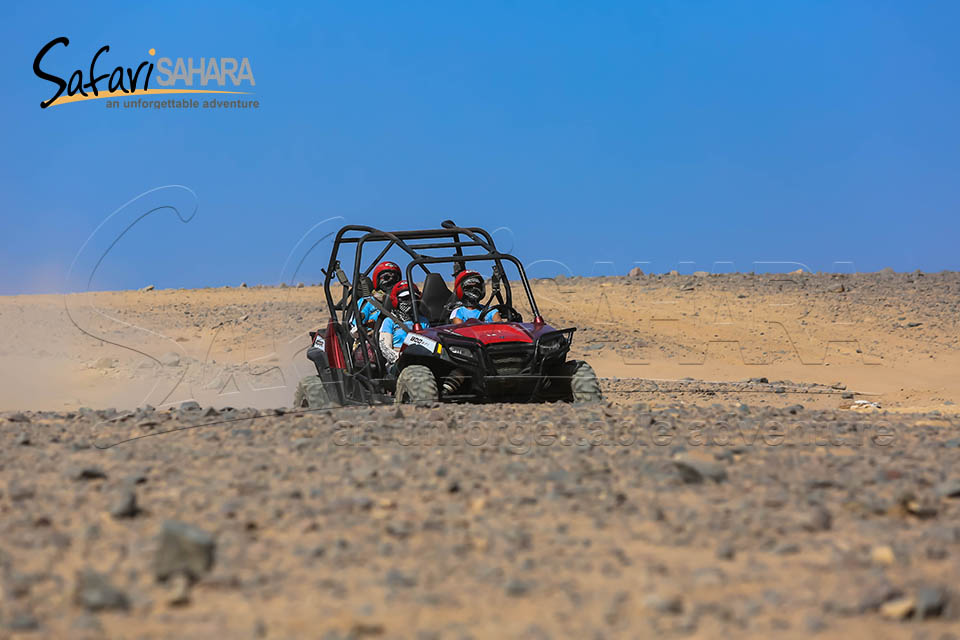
top-left (50, 88), bottom-right (253, 107)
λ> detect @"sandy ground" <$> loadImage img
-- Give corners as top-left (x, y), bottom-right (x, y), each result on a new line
top-left (2, 271), bottom-right (960, 638)
top-left (1, 270), bottom-right (958, 413)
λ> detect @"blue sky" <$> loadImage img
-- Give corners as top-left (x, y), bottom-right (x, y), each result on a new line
top-left (1, 1), bottom-right (958, 293)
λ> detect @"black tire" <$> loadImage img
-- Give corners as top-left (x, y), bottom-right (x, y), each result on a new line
top-left (293, 375), bottom-right (332, 409)
top-left (566, 360), bottom-right (602, 402)
top-left (395, 365), bottom-right (438, 405)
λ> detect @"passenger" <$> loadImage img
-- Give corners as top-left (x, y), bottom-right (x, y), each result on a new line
top-left (379, 281), bottom-right (430, 364)
top-left (351, 261), bottom-right (401, 336)
top-left (449, 270), bottom-right (501, 324)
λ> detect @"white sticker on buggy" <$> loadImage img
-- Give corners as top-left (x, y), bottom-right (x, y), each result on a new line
top-left (403, 333), bottom-right (437, 352)
top-left (313, 334), bottom-right (326, 350)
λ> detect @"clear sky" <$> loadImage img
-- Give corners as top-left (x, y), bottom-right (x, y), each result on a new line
top-left (1, 1), bottom-right (958, 294)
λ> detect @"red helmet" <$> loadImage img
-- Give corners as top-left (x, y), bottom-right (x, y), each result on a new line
top-left (372, 261), bottom-right (401, 291)
top-left (389, 280), bottom-right (421, 308)
top-left (454, 270), bottom-right (484, 300)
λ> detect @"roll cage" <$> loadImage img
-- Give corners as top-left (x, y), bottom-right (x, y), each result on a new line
top-left (322, 220), bottom-right (544, 337)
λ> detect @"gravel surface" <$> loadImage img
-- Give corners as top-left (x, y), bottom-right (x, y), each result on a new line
top-left (3, 402), bottom-right (960, 638)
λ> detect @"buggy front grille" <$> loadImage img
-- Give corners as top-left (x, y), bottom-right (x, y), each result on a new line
top-left (486, 344), bottom-right (534, 376)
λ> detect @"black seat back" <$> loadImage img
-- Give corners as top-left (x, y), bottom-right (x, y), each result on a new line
top-left (420, 273), bottom-right (454, 324)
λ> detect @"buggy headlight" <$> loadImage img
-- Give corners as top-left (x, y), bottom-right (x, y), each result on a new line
top-left (538, 336), bottom-right (566, 356)
top-left (448, 345), bottom-right (476, 360)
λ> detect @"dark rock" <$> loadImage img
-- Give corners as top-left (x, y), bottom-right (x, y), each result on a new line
top-left (179, 401), bottom-right (201, 411)
top-left (109, 488), bottom-right (139, 518)
top-left (7, 611), bottom-right (40, 631)
top-left (73, 570), bottom-right (130, 611)
top-left (672, 458), bottom-right (727, 484)
top-left (801, 506), bottom-right (832, 532)
top-left (804, 615), bottom-right (827, 633)
top-left (385, 568), bottom-right (417, 588)
top-left (154, 520), bottom-right (216, 582)
top-left (71, 465), bottom-right (107, 480)
top-left (915, 586), bottom-right (948, 620)
top-left (935, 479), bottom-right (960, 499)
top-left (856, 579), bottom-right (902, 613)
top-left (8, 482), bottom-right (35, 502)
top-left (385, 519), bottom-right (414, 539)
top-left (644, 593), bottom-right (684, 614)
top-left (6, 412), bottom-right (30, 423)
top-left (715, 541), bottom-right (735, 560)
top-left (505, 578), bottom-right (533, 597)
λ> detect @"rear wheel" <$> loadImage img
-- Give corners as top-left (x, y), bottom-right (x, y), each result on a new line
top-left (293, 375), bottom-right (333, 409)
top-left (395, 365), bottom-right (438, 405)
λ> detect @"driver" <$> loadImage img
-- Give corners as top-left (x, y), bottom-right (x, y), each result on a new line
top-left (449, 270), bottom-right (501, 324)
top-left (379, 281), bottom-right (430, 364)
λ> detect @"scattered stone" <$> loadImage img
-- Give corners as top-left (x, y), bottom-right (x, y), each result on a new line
top-left (505, 578), bottom-right (533, 597)
top-left (71, 465), bottom-right (107, 481)
top-left (804, 615), bottom-right (827, 633)
top-left (715, 541), bottom-right (736, 560)
top-left (154, 520), bottom-right (216, 582)
top-left (8, 482), bottom-right (35, 502)
top-left (7, 611), bottom-right (40, 631)
top-left (167, 572), bottom-right (192, 606)
top-left (644, 593), bottom-right (684, 614)
top-left (914, 586), bottom-right (948, 620)
top-left (801, 506), bottom-right (832, 532)
top-left (880, 596), bottom-right (915, 620)
top-left (385, 519), bottom-right (414, 539)
top-left (864, 543), bottom-right (895, 566)
top-left (385, 568), bottom-right (417, 589)
top-left (159, 352), bottom-right (181, 367)
top-left (935, 479), bottom-right (960, 499)
top-left (672, 457), bottom-right (727, 484)
top-left (73, 570), bottom-right (130, 611)
top-left (94, 357), bottom-right (116, 369)
top-left (109, 488), bottom-right (140, 519)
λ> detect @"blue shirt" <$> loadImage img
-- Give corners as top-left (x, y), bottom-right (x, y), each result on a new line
top-left (381, 316), bottom-right (430, 348)
top-left (350, 297), bottom-right (381, 331)
top-left (449, 305), bottom-right (499, 322)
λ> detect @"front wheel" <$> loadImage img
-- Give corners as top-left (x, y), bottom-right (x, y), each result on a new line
top-left (395, 365), bottom-right (438, 405)
top-left (569, 361), bottom-right (603, 402)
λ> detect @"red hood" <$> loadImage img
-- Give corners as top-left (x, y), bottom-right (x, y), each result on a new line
top-left (445, 322), bottom-right (534, 344)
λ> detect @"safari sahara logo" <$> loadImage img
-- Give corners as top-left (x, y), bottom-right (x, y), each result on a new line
top-left (33, 37), bottom-right (256, 108)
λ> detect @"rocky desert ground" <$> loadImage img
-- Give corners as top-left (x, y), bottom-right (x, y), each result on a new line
top-left (2, 271), bottom-right (960, 639)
